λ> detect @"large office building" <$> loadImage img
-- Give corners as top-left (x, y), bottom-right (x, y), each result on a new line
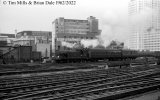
top-left (52, 16), bottom-right (101, 54)
top-left (129, 0), bottom-right (160, 51)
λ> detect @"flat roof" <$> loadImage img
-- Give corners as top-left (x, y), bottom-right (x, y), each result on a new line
top-left (0, 33), bottom-right (15, 38)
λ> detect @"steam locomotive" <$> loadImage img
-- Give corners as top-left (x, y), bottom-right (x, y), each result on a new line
top-left (54, 48), bottom-right (160, 63)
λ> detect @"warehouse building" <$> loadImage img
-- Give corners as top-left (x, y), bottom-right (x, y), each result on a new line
top-left (0, 33), bottom-right (16, 56)
top-left (14, 31), bottom-right (52, 57)
top-left (52, 16), bottom-right (101, 54)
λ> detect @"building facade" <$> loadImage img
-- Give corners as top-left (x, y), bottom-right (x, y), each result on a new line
top-left (15, 31), bottom-right (52, 46)
top-left (129, 0), bottom-right (160, 51)
top-left (14, 31), bottom-right (52, 57)
top-left (0, 33), bottom-right (15, 46)
top-left (52, 16), bottom-right (101, 54)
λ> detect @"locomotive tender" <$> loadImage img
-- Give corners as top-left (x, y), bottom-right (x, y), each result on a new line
top-left (54, 48), bottom-right (158, 63)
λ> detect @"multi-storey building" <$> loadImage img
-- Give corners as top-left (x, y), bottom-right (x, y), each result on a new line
top-left (14, 31), bottom-right (52, 57)
top-left (52, 16), bottom-right (101, 54)
top-left (129, 0), bottom-right (160, 51)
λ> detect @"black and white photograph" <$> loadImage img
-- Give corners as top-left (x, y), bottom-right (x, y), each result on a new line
top-left (0, 0), bottom-right (160, 99)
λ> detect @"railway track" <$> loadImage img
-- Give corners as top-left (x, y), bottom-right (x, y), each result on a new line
top-left (3, 68), bottom-right (160, 100)
top-left (1, 64), bottom-right (157, 84)
top-left (0, 69), bottom-right (122, 87)
top-left (0, 65), bottom-right (95, 76)
top-left (0, 60), bottom-right (131, 76)
top-left (1, 65), bottom-right (160, 100)
top-left (0, 61), bottom-right (114, 76)
top-left (0, 70), bottom-right (130, 98)
top-left (0, 66), bottom-right (156, 91)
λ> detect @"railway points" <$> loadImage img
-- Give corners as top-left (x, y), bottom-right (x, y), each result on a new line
top-left (0, 64), bottom-right (160, 100)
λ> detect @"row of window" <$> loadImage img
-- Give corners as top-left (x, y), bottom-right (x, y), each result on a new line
top-left (143, 38), bottom-right (160, 40)
top-left (64, 22), bottom-right (89, 25)
top-left (64, 30), bottom-right (88, 33)
top-left (64, 19), bottom-right (88, 23)
top-left (64, 25), bottom-right (89, 29)
top-left (63, 36), bottom-right (93, 39)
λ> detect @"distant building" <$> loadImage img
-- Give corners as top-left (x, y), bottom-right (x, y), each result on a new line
top-left (129, 0), bottom-right (160, 51)
top-left (15, 31), bottom-right (52, 45)
top-left (0, 33), bottom-right (15, 46)
top-left (36, 43), bottom-right (51, 57)
top-left (0, 36), bottom-right (7, 46)
top-left (52, 16), bottom-right (101, 54)
top-left (14, 31), bottom-right (52, 57)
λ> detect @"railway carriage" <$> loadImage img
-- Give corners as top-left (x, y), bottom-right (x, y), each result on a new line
top-left (54, 48), bottom-right (160, 63)
top-left (122, 50), bottom-right (139, 59)
top-left (88, 49), bottom-right (121, 61)
top-left (55, 50), bottom-right (88, 63)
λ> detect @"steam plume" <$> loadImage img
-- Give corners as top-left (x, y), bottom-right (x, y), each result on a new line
top-left (61, 41), bottom-right (76, 48)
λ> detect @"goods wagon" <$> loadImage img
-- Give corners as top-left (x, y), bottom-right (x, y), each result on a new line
top-left (19, 46), bottom-right (32, 62)
top-left (2, 46), bottom-right (32, 63)
top-left (31, 51), bottom-right (41, 61)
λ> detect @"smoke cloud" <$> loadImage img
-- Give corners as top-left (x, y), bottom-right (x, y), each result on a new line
top-left (97, 10), bottom-right (129, 47)
top-left (62, 10), bottom-right (129, 48)
top-left (61, 41), bottom-right (76, 48)
top-left (97, 7), bottom-right (158, 48)
top-left (80, 39), bottom-right (99, 48)
top-left (80, 36), bottom-right (110, 48)
top-left (79, 10), bottom-right (128, 48)
top-left (61, 7), bottom-right (159, 49)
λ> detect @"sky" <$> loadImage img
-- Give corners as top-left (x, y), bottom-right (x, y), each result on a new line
top-left (0, 0), bottom-right (129, 45)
